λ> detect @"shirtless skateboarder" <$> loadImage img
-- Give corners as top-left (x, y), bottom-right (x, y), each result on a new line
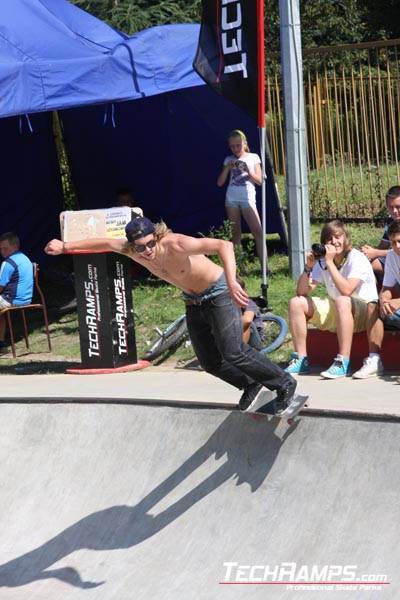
top-left (45, 217), bottom-right (297, 413)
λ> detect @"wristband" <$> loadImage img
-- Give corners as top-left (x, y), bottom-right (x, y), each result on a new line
top-left (303, 265), bottom-right (313, 275)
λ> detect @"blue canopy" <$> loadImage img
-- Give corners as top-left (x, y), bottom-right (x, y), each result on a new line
top-left (0, 0), bottom-right (286, 265)
top-left (0, 0), bottom-right (204, 118)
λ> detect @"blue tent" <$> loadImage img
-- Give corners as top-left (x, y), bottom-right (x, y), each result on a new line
top-left (0, 0), bottom-right (204, 117)
top-left (0, 0), bottom-right (286, 263)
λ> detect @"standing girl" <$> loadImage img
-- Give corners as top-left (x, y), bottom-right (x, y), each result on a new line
top-left (217, 129), bottom-right (268, 270)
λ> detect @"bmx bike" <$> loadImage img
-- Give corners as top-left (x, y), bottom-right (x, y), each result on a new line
top-left (141, 311), bottom-right (288, 362)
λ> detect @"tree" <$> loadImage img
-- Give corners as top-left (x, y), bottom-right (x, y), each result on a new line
top-left (360, 0), bottom-right (400, 41)
top-left (265, 0), bottom-right (367, 53)
top-left (71, 1), bottom-right (399, 45)
top-left (71, 0), bottom-right (201, 34)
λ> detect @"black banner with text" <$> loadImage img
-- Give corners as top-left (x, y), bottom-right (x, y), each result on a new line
top-left (193, 0), bottom-right (260, 123)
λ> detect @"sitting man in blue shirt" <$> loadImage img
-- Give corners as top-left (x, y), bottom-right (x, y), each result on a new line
top-left (0, 232), bottom-right (34, 354)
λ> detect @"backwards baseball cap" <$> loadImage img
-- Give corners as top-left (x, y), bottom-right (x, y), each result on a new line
top-left (125, 217), bottom-right (155, 243)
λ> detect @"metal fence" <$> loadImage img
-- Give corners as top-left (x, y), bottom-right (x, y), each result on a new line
top-left (266, 39), bottom-right (400, 219)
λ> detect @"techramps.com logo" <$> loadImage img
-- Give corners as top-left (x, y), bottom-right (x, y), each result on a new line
top-left (219, 562), bottom-right (390, 592)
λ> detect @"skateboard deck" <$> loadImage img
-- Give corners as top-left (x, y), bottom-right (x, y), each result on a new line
top-left (245, 389), bottom-right (309, 423)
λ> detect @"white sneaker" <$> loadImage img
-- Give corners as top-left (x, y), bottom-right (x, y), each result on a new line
top-left (352, 357), bottom-right (384, 379)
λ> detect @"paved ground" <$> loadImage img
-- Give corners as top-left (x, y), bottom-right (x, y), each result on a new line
top-left (1, 363), bottom-right (400, 417)
top-left (0, 365), bottom-right (399, 599)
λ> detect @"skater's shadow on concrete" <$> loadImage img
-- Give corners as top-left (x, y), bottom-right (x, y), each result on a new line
top-left (0, 411), bottom-right (292, 590)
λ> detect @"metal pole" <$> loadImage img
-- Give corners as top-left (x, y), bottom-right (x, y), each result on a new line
top-left (279, 0), bottom-right (310, 279)
top-left (256, 0), bottom-right (270, 308)
top-left (259, 125), bottom-right (270, 309)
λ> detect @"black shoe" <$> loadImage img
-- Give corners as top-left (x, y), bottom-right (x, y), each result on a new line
top-left (275, 378), bottom-right (297, 413)
top-left (239, 382), bottom-right (263, 412)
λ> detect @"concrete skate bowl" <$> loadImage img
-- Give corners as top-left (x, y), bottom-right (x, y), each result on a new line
top-left (0, 402), bottom-right (398, 599)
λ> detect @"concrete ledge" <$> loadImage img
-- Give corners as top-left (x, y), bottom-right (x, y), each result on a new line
top-left (307, 328), bottom-right (400, 370)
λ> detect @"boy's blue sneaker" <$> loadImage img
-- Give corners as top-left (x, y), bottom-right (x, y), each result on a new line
top-left (320, 355), bottom-right (351, 379)
top-left (285, 353), bottom-right (310, 374)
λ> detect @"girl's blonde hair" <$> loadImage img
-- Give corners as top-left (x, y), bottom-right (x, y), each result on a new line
top-left (228, 129), bottom-right (249, 152)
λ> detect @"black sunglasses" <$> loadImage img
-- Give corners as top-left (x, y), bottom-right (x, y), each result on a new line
top-left (133, 237), bottom-right (157, 253)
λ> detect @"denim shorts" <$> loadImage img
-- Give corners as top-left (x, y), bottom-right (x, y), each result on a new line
top-left (225, 185), bottom-right (256, 209)
top-left (382, 308), bottom-right (400, 330)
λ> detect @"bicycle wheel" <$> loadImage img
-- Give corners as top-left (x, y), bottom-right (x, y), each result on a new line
top-left (259, 314), bottom-right (288, 355)
top-left (141, 314), bottom-right (188, 361)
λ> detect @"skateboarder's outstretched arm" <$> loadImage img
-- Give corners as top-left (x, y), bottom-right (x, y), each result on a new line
top-left (45, 238), bottom-right (128, 256)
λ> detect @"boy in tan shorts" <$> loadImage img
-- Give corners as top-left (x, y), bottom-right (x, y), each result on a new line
top-left (285, 220), bottom-right (381, 379)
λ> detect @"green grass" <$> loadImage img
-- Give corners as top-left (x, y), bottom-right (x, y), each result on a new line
top-left (0, 222), bottom-right (383, 373)
top-left (276, 164), bottom-right (399, 220)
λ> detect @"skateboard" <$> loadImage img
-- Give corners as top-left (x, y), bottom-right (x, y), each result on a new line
top-left (246, 389), bottom-right (309, 425)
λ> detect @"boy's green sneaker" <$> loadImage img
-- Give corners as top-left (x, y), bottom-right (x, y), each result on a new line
top-left (320, 354), bottom-right (351, 379)
top-left (285, 353), bottom-right (310, 374)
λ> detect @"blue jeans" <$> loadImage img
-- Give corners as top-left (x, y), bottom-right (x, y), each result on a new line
top-left (185, 291), bottom-right (294, 392)
top-left (382, 308), bottom-right (400, 330)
